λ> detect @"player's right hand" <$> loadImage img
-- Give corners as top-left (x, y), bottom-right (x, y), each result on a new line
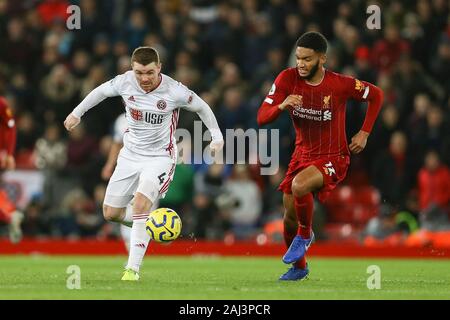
top-left (101, 163), bottom-right (115, 180)
top-left (64, 113), bottom-right (80, 131)
top-left (279, 95), bottom-right (302, 110)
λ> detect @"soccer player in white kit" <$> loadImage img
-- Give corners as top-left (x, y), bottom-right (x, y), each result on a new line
top-left (101, 112), bottom-right (159, 253)
top-left (64, 47), bottom-right (224, 280)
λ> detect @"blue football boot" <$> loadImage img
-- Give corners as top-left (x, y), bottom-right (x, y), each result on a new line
top-left (279, 264), bottom-right (309, 281)
top-left (282, 231), bottom-right (315, 264)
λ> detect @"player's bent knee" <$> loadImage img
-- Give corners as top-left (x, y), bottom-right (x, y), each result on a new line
top-left (135, 179), bottom-right (159, 213)
top-left (103, 205), bottom-right (124, 222)
top-left (291, 179), bottom-right (308, 198)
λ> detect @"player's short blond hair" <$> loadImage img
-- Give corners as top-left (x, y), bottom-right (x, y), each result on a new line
top-left (131, 47), bottom-right (160, 65)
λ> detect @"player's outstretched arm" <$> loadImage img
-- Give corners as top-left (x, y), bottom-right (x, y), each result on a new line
top-left (183, 93), bottom-right (224, 152)
top-left (64, 81), bottom-right (119, 131)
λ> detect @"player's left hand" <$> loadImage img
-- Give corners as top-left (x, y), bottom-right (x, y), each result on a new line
top-left (349, 130), bottom-right (369, 154)
top-left (210, 139), bottom-right (224, 153)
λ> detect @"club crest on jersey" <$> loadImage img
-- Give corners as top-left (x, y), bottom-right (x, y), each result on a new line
top-left (323, 161), bottom-right (336, 176)
top-left (157, 99), bottom-right (167, 110)
top-left (128, 95), bottom-right (136, 102)
top-left (323, 95), bottom-right (331, 108)
top-left (129, 107), bottom-right (143, 121)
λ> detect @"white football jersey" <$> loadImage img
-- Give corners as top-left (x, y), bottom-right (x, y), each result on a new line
top-left (109, 71), bottom-right (193, 158)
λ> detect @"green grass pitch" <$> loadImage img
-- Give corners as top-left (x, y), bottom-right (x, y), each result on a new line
top-left (0, 255), bottom-right (449, 299)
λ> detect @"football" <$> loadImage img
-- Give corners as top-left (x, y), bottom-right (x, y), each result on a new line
top-left (145, 208), bottom-right (182, 243)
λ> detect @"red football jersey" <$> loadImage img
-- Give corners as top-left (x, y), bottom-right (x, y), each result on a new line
top-left (257, 68), bottom-right (383, 162)
top-left (0, 97), bottom-right (16, 156)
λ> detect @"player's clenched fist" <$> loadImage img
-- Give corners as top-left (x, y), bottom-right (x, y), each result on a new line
top-left (64, 113), bottom-right (81, 131)
top-left (349, 130), bottom-right (369, 154)
top-left (210, 139), bottom-right (224, 153)
top-left (279, 95), bottom-right (302, 110)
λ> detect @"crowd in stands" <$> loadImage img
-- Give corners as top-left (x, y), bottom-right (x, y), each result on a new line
top-left (0, 0), bottom-right (449, 243)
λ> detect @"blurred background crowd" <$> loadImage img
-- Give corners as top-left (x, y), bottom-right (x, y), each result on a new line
top-left (0, 0), bottom-right (449, 244)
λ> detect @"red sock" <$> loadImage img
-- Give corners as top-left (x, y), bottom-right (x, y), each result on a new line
top-left (294, 193), bottom-right (314, 239)
top-left (294, 256), bottom-right (307, 269)
top-left (293, 193), bottom-right (313, 270)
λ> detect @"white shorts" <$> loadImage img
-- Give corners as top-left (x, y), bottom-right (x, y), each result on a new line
top-left (104, 148), bottom-right (176, 208)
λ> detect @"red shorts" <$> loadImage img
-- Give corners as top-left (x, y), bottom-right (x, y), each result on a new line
top-left (278, 154), bottom-right (350, 202)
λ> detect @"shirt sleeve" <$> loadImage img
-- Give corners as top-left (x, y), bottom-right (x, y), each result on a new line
top-left (180, 86), bottom-right (223, 142)
top-left (72, 75), bottom-right (122, 118)
top-left (174, 81), bottom-right (194, 107)
top-left (341, 75), bottom-right (373, 102)
top-left (113, 113), bottom-right (127, 143)
top-left (257, 69), bottom-right (292, 126)
top-left (341, 75), bottom-right (384, 133)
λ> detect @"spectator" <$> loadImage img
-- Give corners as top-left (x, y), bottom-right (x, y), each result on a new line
top-left (364, 204), bottom-right (402, 240)
top-left (35, 123), bottom-right (67, 167)
top-left (192, 163), bottom-right (227, 239)
top-left (220, 164), bottom-right (262, 240)
top-left (71, 50), bottom-right (92, 80)
top-left (217, 86), bottom-right (250, 131)
top-left (368, 104), bottom-right (400, 157)
top-left (430, 36), bottom-right (450, 93)
top-left (65, 122), bottom-right (98, 193)
top-left (34, 123), bottom-right (68, 216)
top-left (371, 24), bottom-right (410, 75)
top-left (372, 131), bottom-right (416, 209)
top-left (22, 198), bottom-right (51, 237)
top-left (75, 184), bottom-right (105, 237)
top-left (417, 150), bottom-right (450, 213)
top-left (39, 64), bottom-right (78, 123)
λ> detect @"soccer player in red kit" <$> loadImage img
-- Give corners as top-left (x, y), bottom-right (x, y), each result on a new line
top-left (257, 32), bottom-right (383, 281)
top-left (0, 97), bottom-right (16, 170)
top-left (0, 96), bottom-right (23, 243)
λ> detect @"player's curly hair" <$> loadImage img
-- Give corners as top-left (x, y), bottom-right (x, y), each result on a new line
top-left (131, 46), bottom-right (160, 65)
top-left (296, 32), bottom-right (328, 54)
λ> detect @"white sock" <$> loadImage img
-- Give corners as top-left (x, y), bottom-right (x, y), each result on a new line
top-left (120, 224), bottom-right (131, 253)
top-left (126, 216), bottom-right (150, 273)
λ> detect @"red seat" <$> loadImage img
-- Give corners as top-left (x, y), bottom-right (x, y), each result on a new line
top-left (323, 185), bottom-right (380, 226)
